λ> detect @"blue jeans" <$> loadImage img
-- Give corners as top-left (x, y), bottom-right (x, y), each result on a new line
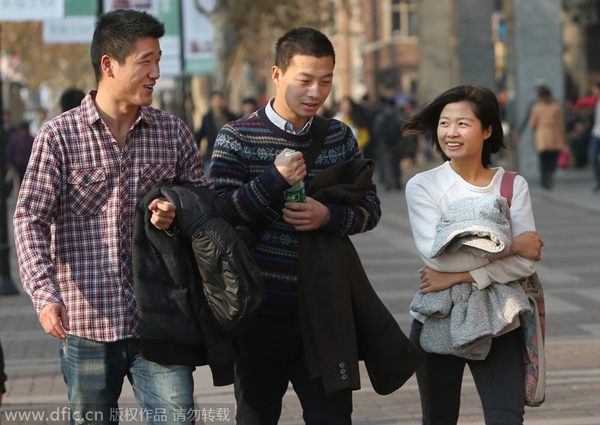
top-left (234, 315), bottom-right (352, 425)
top-left (589, 135), bottom-right (600, 187)
top-left (409, 320), bottom-right (524, 425)
top-left (60, 336), bottom-right (195, 425)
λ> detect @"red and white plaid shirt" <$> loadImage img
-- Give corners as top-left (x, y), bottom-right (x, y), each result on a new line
top-left (14, 91), bottom-right (211, 342)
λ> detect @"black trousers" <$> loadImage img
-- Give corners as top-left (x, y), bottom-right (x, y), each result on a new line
top-left (234, 315), bottom-right (352, 425)
top-left (409, 320), bottom-right (525, 425)
top-left (539, 150), bottom-right (560, 188)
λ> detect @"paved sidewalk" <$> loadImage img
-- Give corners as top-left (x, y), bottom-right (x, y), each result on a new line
top-left (1, 163), bottom-right (599, 424)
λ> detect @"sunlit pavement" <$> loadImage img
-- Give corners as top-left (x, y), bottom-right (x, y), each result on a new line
top-left (1, 163), bottom-right (599, 424)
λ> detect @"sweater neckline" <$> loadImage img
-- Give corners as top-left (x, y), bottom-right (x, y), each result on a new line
top-left (256, 107), bottom-right (318, 143)
top-left (444, 161), bottom-right (504, 191)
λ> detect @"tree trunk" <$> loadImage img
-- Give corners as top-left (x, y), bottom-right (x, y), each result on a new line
top-left (193, 0), bottom-right (237, 93)
top-left (209, 11), bottom-right (232, 91)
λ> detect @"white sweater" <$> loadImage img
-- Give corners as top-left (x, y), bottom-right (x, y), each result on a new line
top-left (405, 162), bottom-right (536, 295)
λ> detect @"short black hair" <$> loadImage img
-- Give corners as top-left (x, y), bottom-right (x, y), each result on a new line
top-left (379, 96), bottom-right (395, 107)
top-left (275, 27), bottom-right (335, 74)
top-left (91, 9), bottom-right (165, 83)
top-left (60, 88), bottom-right (86, 112)
top-left (210, 91), bottom-right (224, 99)
top-left (403, 85), bottom-right (505, 168)
top-left (537, 85), bottom-right (552, 98)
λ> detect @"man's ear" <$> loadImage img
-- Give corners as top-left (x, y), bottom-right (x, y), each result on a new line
top-left (101, 55), bottom-right (114, 78)
top-left (271, 66), bottom-right (282, 86)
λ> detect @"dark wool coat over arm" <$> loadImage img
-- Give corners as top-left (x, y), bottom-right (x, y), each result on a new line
top-left (298, 159), bottom-right (422, 395)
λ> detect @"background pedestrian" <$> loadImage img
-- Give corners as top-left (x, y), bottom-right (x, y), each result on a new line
top-left (528, 85), bottom-right (565, 189)
top-left (195, 91), bottom-right (238, 171)
top-left (587, 81), bottom-right (600, 192)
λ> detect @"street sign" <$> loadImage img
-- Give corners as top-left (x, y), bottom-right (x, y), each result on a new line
top-left (43, 16), bottom-right (96, 43)
top-left (2, 0), bottom-right (213, 76)
top-left (0, 0), bottom-right (65, 21)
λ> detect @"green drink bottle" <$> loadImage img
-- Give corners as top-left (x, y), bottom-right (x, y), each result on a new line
top-left (283, 151), bottom-right (306, 203)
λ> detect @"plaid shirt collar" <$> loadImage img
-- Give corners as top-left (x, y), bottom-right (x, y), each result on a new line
top-left (82, 90), bottom-right (158, 128)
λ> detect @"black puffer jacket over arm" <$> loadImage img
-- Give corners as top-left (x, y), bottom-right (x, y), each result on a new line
top-left (133, 183), bottom-right (264, 385)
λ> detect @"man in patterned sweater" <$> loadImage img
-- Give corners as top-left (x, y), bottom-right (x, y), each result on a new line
top-left (210, 27), bottom-right (381, 424)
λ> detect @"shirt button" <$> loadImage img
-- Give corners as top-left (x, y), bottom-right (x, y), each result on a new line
top-left (340, 369), bottom-right (346, 374)
top-left (339, 362), bottom-right (345, 368)
top-left (341, 374), bottom-right (347, 380)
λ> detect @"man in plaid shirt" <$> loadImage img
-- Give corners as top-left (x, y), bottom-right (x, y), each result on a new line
top-left (13, 9), bottom-right (209, 425)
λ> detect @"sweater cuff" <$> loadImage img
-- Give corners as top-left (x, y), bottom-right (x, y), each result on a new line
top-left (469, 267), bottom-right (491, 290)
top-left (255, 163), bottom-right (291, 199)
top-left (320, 203), bottom-right (345, 234)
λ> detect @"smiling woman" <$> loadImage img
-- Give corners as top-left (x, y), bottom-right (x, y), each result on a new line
top-left (436, 101), bottom-right (493, 180)
top-left (400, 85), bottom-right (545, 424)
top-left (404, 85), bottom-right (505, 171)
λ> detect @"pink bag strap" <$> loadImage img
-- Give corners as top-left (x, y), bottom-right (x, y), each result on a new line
top-left (501, 171), bottom-right (518, 208)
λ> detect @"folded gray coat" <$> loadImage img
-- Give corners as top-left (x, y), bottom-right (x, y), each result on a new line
top-left (412, 195), bottom-right (531, 360)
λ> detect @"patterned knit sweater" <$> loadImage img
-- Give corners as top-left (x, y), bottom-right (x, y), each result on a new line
top-left (210, 107), bottom-right (381, 318)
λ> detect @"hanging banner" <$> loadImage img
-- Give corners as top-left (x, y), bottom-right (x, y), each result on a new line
top-left (43, 16), bottom-right (96, 43)
top-left (103, 0), bottom-right (159, 16)
top-left (182, 0), bottom-right (214, 75)
top-left (154, 0), bottom-right (181, 77)
top-left (42, 0), bottom-right (97, 44)
top-left (0, 0), bottom-right (65, 21)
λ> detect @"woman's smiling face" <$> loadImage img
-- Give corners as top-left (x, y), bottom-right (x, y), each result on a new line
top-left (437, 101), bottom-right (492, 163)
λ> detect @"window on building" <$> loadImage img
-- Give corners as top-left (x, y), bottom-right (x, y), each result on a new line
top-left (390, 0), bottom-right (418, 38)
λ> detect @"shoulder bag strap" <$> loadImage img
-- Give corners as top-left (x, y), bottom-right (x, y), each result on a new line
top-left (301, 115), bottom-right (329, 170)
top-left (500, 171), bottom-right (518, 208)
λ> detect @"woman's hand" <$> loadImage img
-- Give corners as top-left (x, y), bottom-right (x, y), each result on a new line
top-left (510, 231), bottom-right (544, 261)
top-left (419, 266), bottom-right (473, 294)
